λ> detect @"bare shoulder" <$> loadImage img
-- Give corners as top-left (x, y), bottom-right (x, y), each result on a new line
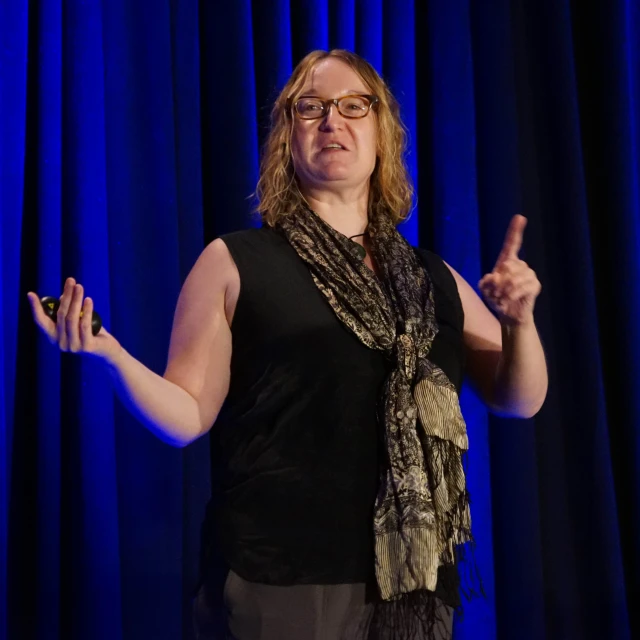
top-left (184, 238), bottom-right (240, 326)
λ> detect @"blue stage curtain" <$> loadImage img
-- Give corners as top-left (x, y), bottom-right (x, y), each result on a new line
top-left (1, 1), bottom-right (638, 638)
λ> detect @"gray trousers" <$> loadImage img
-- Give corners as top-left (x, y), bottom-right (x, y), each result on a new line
top-left (193, 570), bottom-right (454, 640)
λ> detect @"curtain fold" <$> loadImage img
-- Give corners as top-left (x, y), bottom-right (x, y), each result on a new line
top-left (2, 1), bottom-right (638, 638)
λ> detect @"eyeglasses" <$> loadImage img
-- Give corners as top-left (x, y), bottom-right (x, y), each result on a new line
top-left (292, 94), bottom-right (379, 120)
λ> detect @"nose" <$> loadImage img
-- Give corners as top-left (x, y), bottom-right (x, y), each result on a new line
top-left (318, 103), bottom-right (344, 131)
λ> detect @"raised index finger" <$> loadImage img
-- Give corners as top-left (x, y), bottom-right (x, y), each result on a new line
top-left (496, 214), bottom-right (527, 266)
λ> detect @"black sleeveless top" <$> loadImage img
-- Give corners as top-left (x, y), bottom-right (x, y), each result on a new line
top-left (204, 226), bottom-right (465, 607)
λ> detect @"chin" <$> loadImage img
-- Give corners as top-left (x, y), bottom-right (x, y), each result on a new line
top-left (315, 164), bottom-right (365, 182)
top-left (321, 170), bottom-right (353, 181)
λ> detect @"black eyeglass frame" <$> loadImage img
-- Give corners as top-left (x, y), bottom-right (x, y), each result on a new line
top-left (291, 94), bottom-right (380, 120)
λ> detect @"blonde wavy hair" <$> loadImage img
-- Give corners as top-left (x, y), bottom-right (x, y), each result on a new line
top-left (255, 49), bottom-right (414, 227)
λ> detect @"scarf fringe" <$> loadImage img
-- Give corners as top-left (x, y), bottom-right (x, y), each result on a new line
top-left (454, 529), bottom-right (486, 605)
top-left (366, 589), bottom-right (454, 640)
top-left (365, 540), bottom-right (485, 640)
top-left (367, 483), bottom-right (484, 639)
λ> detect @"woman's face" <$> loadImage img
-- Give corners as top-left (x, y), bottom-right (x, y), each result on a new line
top-left (290, 58), bottom-right (377, 194)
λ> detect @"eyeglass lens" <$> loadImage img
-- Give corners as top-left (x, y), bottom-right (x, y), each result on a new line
top-left (296, 96), bottom-right (372, 119)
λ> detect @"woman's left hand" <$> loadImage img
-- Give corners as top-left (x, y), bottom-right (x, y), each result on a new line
top-left (479, 215), bottom-right (542, 326)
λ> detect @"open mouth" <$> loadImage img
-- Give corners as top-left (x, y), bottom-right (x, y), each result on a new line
top-left (321, 144), bottom-right (347, 152)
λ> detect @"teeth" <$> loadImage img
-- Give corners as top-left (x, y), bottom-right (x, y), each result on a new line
top-left (324, 144), bottom-right (343, 149)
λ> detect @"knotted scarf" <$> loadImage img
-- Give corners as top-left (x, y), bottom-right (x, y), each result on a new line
top-left (277, 205), bottom-right (476, 639)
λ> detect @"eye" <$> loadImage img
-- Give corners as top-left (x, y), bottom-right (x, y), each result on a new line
top-left (340, 97), bottom-right (368, 112)
top-left (298, 99), bottom-right (323, 112)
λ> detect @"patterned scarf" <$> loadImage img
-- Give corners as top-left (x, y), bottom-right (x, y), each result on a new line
top-left (277, 206), bottom-right (475, 639)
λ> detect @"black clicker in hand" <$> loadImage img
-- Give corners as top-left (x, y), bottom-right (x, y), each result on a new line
top-left (40, 296), bottom-right (103, 336)
top-left (27, 278), bottom-right (121, 361)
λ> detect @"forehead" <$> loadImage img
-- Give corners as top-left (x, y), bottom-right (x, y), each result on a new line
top-left (301, 58), bottom-right (370, 96)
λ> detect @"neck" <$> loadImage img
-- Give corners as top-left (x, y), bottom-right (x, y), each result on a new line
top-left (299, 184), bottom-right (369, 239)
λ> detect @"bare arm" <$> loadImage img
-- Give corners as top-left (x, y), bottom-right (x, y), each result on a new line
top-left (161, 238), bottom-right (235, 444)
top-left (446, 264), bottom-right (548, 418)
top-left (103, 347), bottom-right (210, 447)
top-left (107, 238), bottom-right (234, 446)
top-left (442, 215), bottom-right (548, 418)
top-left (27, 238), bottom-right (235, 447)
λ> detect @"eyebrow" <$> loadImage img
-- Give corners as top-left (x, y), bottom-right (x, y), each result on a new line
top-left (299, 90), bottom-right (367, 97)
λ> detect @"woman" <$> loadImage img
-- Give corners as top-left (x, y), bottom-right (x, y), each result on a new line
top-left (28, 50), bottom-right (547, 640)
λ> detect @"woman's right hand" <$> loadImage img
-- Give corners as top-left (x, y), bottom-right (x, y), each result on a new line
top-left (27, 277), bottom-right (123, 364)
